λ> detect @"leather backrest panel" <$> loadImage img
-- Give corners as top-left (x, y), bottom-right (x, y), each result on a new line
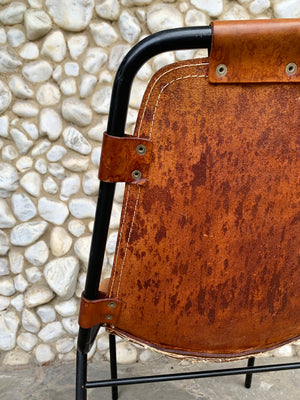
top-left (106, 57), bottom-right (300, 358)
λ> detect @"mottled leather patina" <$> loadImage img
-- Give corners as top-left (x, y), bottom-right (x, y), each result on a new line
top-left (82, 19), bottom-right (300, 358)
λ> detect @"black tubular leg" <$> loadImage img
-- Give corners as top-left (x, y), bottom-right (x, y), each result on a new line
top-left (76, 351), bottom-right (87, 400)
top-left (109, 334), bottom-right (118, 400)
top-left (245, 357), bottom-right (255, 389)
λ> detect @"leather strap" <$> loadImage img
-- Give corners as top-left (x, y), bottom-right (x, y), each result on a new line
top-left (99, 132), bottom-right (153, 184)
top-left (209, 19), bottom-right (300, 83)
top-left (78, 291), bottom-right (122, 329)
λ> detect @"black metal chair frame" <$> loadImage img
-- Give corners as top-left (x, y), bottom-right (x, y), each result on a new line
top-left (76, 26), bottom-right (300, 400)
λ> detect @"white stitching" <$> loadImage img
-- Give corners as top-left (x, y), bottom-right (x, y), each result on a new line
top-left (112, 62), bottom-right (208, 296)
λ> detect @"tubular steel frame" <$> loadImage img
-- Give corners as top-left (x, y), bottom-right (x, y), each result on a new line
top-left (76, 26), bottom-right (300, 400)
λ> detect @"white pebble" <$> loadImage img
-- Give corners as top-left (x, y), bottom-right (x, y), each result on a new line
top-left (44, 257), bottom-right (79, 298)
top-left (64, 62), bottom-right (79, 76)
top-left (0, 259), bottom-right (9, 276)
top-left (97, 334), bottom-right (110, 351)
top-left (38, 197), bottom-right (69, 225)
top-left (0, 2), bottom-right (27, 25)
top-left (38, 321), bottom-right (65, 343)
top-left (0, 295), bottom-right (10, 310)
top-left (185, 9), bottom-right (207, 26)
top-left (56, 337), bottom-right (74, 353)
top-left (55, 298), bottom-right (77, 317)
top-left (222, 4), bottom-right (250, 19)
top-left (83, 170), bottom-right (99, 195)
top-left (67, 34), bottom-right (88, 60)
top-left (19, 42), bottom-right (39, 60)
top-left (74, 235), bottom-right (91, 266)
top-left (20, 171), bottom-right (41, 197)
top-left (21, 121), bottom-right (38, 140)
top-left (52, 65), bottom-right (62, 82)
top-left (0, 46), bottom-right (22, 73)
top-left (106, 232), bottom-right (118, 254)
top-left (0, 311), bottom-right (19, 351)
top-left (10, 220), bottom-right (48, 246)
top-left (273, 0), bottom-right (300, 18)
top-left (62, 316), bottom-right (78, 336)
top-left (43, 176), bottom-right (58, 195)
top-left (11, 193), bottom-right (37, 222)
top-left (96, 0), bottom-right (120, 20)
top-left (249, 0), bottom-right (270, 14)
top-left (14, 274), bottom-right (28, 292)
top-left (0, 116), bottom-right (9, 137)
top-left (47, 145), bottom-right (66, 162)
top-left (91, 86), bottom-right (112, 114)
top-left (0, 277), bottom-right (15, 296)
top-left (60, 78), bottom-right (77, 96)
top-left (0, 198), bottom-right (16, 228)
top-left (69, 198), bottom-right (96, 219)
top-left (31, 140), bottom-right (51, 157)
top-left (17, 332), bottom-right (38, 352)
top-left (0, 230), bottom-right (9, 255)
top-left (107, 342), bottom-right (137, 364)
top-left (8, 250), bottom-right (24, 274)
top-left (90, 22), bottom-right (118, 47)
top-left (25, 267), bottom-right (42, 283)
top-left (88, 119), bottom-right (107, 142)
top-left (46, 0), bottom-right (94, 32)
top-left (40, 108), bottom-right (62, 141)
top-left (24, 284), bottom-right (54, 308)
top-left (24, 9), bottom-right (52, 40)
top-left (50, 226), bottom-right (72, 257)
top-left (129, 79), bottom-right (147, 109)
top-left (10, 128), bottom-right (33, 154)
top-left (147, 4), bottom-right (183, 33)
top-left (2, 145), bottom-right (18, 161)
top-left (10, 294), bottom-right (24, 311)
top-left (91, 147), bottom-right (101, 167)
top-left (191, 0), bottom-right (223, 16)
top-left (0, 28), bottom-right (6, 44)
top-left (0, 80), bottom-right (12, 114)
top-left (62, 99), bottom-right (93, 127)
top-left (9, 75), bottom-right (33, 99)
top-left (22, 60), bottom-right (53, 83)
top-left (108, 44), bottom-right (131, 71)
top-left (16, 156), bottom-right (32, 172)
top-left (7, 28), bottom-right (25, 48)
top-left (25, 240), bottom-right (49, 266)
top-left (62, 154), bottom-right (89, 172)
top-left (79, 74), bottom-right (97, 98)
top-left (35, 158), bottom-right (48, 174)
top-left (0, 163), bottom-right (19, 194)
top-left (36, 305), bottom-right (56, 323)
top-left (35, 343), bottom-right (55, 364)
top-left (3, 348), bottom-right (31, 366)
top-left (83, 47), bottom-right (107, 74)
top-left (41, 30), bottom-right (66, 62)
top-left (12, 101), bottom-right (39, 118)
top-left (22, 308), bottom-right (40, 335)
top-left (63, 126), bottom-right (91, 154)
top-left (36, 83), bottom-right (61, 106)
top-left (60, 174), bottom-right (81, 200)
top-left (28, 0), bottom-right (43, 8)
top-left (68, 219), bottom-right (85, 237)
top-left (119, 11), bottom-right (141, 44)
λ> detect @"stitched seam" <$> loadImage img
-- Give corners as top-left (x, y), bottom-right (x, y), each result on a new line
top-left (116, 186), bottom-right (141, 297)
top-left (109, 185), bottom-right (131, 297)
top-left (112, 62), bottom-right (208, 297)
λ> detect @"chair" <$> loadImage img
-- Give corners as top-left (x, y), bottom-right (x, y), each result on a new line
top-left (76, 19), bottom-right (300, 399)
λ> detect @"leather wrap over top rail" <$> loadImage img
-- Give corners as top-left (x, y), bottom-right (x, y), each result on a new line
top-left (81, 19), bottom-right (300, 359)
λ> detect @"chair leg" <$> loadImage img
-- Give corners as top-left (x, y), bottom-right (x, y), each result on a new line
top-left (76, 350), bottom-right (87, 400)
top-left (109, 334), bottom-right (118, 400)
top-left (245, 356), bottom-right (255, 389)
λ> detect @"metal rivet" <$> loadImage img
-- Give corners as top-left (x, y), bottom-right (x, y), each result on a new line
top-left (132, 170), bottom-right (142, 180)
top-left (286, 62), bottom-right (297, 76)
top-left (216, 64), bottom-right (227, 77)
top-left (105, 315), bottom-right (113, 321)
top-left (136, 144), bottom-right (146, 155)
top-left (108, 301), bottom-right (116, 309)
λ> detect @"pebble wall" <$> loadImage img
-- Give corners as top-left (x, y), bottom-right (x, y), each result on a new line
top-left (0, 0), bottom-right (299, 367)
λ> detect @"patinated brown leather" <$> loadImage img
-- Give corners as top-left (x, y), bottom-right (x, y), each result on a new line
top-left (91, 20), bottom-right (300, 358)
top-left (79, 291), bottom-right (122, 329)
top-left (99, 132), bottom-right (153, 184)
top-left (209, 19), bottom-right (300, 83)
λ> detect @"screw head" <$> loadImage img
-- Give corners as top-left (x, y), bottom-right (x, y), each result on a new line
top-left (108, 301), bottom-right (116, 309)
top-left (136, 144), bottom-right (147, 155)
top-left (216, 64), bottom-right (227, 77)
top-left (132, 170), bottom-right (142, 180)
top-left (286, 62), bottom-right (297, 76)
top-left (105, 315), bottom-right (113, 321)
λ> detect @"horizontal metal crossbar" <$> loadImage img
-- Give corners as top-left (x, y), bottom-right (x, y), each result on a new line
top-left (86, 362), bottom-right (300, 388)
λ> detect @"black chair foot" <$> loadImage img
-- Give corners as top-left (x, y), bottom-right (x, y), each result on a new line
top-left (109, 334), bottom-right (119, 400)
top-left (76, 350), bottom-right (87, 400)
top-left (245, 357), bottom-right (255, 389)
